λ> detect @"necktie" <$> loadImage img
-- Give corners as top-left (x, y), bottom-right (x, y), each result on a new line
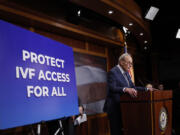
top-left (124, 72), bottom-right (130, 86)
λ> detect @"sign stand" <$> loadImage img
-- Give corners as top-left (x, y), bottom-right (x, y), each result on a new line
top-left (54, 120), bottom-right (64, 135)
top-left (37, 124), bottom-right (41, 135)
top-left (30, 125), bottom-right (36, 135)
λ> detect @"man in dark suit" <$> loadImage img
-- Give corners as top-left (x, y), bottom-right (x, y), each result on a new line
top-left (103, 53), bottom-right (153, 135)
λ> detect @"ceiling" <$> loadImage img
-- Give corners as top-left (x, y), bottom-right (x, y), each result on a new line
top-left (135, 0), bottom-right (180, 54)
top-left (1, 0), bottom-right (179, 54)
top-left (135, 0), bottom-right (180, 86)
top-left (69, 0), bottom-right (180, 54)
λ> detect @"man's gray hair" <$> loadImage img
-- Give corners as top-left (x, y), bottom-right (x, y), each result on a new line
top-left (118, 53), bottom-right (132, 63)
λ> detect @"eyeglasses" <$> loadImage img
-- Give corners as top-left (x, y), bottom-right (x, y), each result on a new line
top-left (124, 60), bottom-right (133, 66)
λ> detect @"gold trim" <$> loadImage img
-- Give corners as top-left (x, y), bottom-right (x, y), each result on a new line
top-left (151, 91), bottom-right (154, 135)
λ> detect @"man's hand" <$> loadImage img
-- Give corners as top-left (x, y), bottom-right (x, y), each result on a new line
top-left (124, 88), bottom-right (137, 97)
top-left (147, 87), bottom-right (157, 91)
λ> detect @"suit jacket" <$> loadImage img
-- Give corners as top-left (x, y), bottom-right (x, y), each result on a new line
top-left (103, 66), bottom-right (146, 114)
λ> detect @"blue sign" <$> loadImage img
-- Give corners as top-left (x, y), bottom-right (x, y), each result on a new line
top-left (0, 20), bottom-right (79, 129)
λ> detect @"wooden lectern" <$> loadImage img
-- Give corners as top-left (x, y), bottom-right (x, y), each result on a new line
top-left (120, 90), bottom-right (172, 135)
